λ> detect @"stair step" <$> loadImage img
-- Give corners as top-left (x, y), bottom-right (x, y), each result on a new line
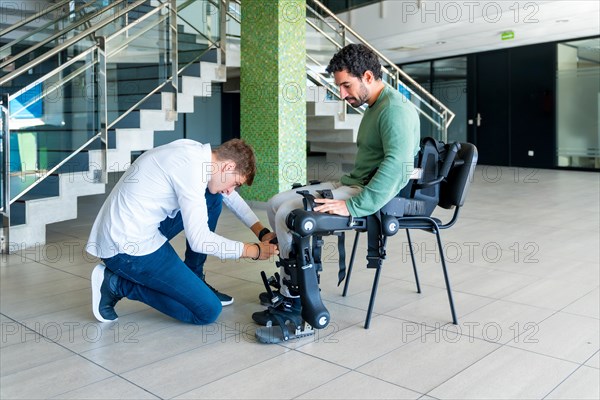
top-left (111, 110), bottom-right (141, 129)
top-left (309, 142), bottom-right (358, 155)
top-left (9, 202), bottom-right (26, 226)
top-left (307, 129), bottom-right (357, 142)
top-left (307, 115), bottom-right (361, 130)
top-left (4, 18), bottom-right (229, 246)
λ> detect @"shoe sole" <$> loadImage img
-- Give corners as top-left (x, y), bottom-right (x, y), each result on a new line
top-left (91, 264), bottom-right (118, 323)
top-left (221, 298), bottom-right (234, 307)
top-left (255, 324), bottom-right (314, 344)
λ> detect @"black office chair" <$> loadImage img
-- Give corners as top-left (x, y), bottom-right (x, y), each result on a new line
top-left (342, 142), bottom-right (478, 328)
top-left (267, 139), bottom-right (478, 338)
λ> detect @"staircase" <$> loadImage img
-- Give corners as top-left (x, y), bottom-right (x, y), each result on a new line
top-left (306, 85), bottom-right (361, 169)
top-left (225, 0), bottom-right (453, 171)
top-left (1, 0), bottom-right (453, 251)
top-left (303, 0), bottom-right (454, 169)
top-left (1, 0), bottom-right (228, 250)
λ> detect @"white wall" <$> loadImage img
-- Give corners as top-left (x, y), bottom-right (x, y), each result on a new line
top-left (336, 0), bottom-right (600, 64)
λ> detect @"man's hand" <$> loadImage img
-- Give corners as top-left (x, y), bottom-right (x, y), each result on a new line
top-left (243, 242), bottom-right (279, 260)
top-left (257, 242), bottom-right (278, 260)
top-left (313, 198), bottom-right (350, 216)
top-left (261, 231), bottom-right (277, 243)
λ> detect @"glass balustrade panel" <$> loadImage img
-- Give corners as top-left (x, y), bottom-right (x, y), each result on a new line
top-left (306, 5), bottom-right (344, 74)
top-left (105, 5), bottom-right (171, 127)
top-left (177, 0), bottom-right (220, 72)
top-left (6, 49), bottom-right (101, 203)
top-left (0, 1), bottom-right (134, 80)
top-left (0, 98), bottom-right (7, 213)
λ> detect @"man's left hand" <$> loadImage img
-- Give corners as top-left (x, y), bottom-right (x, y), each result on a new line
top-left (261, 231), bottom-right (277, 243)
top-left (313, 199), bottom-right (350, 216)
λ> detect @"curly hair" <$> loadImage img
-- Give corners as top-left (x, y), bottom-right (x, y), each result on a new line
top-left (326, 44), bottom-right (382, 80)
top-left (212, 139), bottom-right (257, 186)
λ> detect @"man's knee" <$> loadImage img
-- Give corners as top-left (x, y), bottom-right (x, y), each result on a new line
top-left (267, 189), bottom-right (292, 211)
top-left (190, 298), bottom-right (222, 325)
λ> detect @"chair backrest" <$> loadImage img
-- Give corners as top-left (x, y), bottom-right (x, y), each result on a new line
top-left (439, 142), bottom-right (478, 209)
top-left (410, 137), bottom-right (444, 215)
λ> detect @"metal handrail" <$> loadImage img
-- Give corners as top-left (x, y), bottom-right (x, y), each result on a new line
top-left (0, 94), bottom-right (9, 253)
top-left (4, 0), bottom-right (177, 205)
top-left (0, 0), bottom-right (72, 38)
top-left (104, 2), bottom-right (176, 127)
top-left (309, 0), bottom-right (455, 129)
top-left (305, 18), bottom-right (344, 53)
top-left (9, 133), bottom-right (104, 207)
top-left (9, 46), bottom-right (98, 119)
top-left (306, 15), bottom-right (439, 126)
top-left (226, 0), bottom-right (241, 22)
top-left (0, 0), bottom-right (147, 87)
top-left (228, 0), bottom-right (451, 133)
top-left (7, 0), bottom-right (173, 117)
top-left (0, 0), bottom-right (131, 71)
top-left (175, 5), bottom-right (219, 49)
top-left (0, 0), bottom-right (100, 58)
top-left (5, 47), bottom-right (101, 205)
top-left (105, 4), bottom-right (169, 56)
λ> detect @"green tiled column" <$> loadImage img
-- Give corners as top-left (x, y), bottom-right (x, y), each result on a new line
top-left (240, 0), bottom-right (306, 201)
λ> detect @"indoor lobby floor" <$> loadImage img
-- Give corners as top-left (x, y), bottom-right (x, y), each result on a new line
top-left (1, 165), bottom-right (599, 399)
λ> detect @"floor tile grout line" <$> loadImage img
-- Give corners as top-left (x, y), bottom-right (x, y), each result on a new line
top-left (1, 288), bottom-right (95, 320)
top-left (290, 369), bottom-right (354, 400)
top-left (421, 320), bottom-right (588, 400)
top-left (540, 361), bottom-right (594, 400)
top-left (353, 369), bottom-right (429, 399)
top-left (4, 253), bottom-right (101, 281)
top-left (421, 342), bottom-right (507, 398)
top-left (51, 374), bottom-right (164, 400)
top-left (0, 313), bottom-right (165, 400)
top-left (581, 349), bottom-right (600, 369)
top-left (169, 350), bottom-right (295, 399)
top-left (502, 339), bottom-right (597, 367)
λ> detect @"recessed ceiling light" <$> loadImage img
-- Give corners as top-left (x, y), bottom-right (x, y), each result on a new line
top-left (388, 46), bottom-right (421, 51)
top-left (556, 19), bottom-right (569, 23)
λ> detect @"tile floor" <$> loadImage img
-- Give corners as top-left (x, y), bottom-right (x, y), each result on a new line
top-left (1, 164), bottom-right (599, 399)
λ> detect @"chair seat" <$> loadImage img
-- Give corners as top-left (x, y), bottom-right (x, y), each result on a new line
top-left (394, 216), bottom-right (441, 231)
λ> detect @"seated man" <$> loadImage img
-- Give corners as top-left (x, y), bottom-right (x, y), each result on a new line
top-left (253, 44), bottom-right (421, 340)
top-left (87, 138), bottom-right (278, 325)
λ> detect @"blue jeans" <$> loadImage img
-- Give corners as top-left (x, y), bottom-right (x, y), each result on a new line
top-left (164, 189), bottom-right (223, 278)
top-left (102, 190), bottom-right (224, 324)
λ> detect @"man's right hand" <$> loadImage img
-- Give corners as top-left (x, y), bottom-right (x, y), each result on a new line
top-left (243, 242), bottom-right (279, 260)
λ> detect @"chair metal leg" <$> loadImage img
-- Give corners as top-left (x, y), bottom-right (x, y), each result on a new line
top-left (342, 231), bottom-right (361, 297)
top-left (364, 236), bottom-right (387, 329)
top-left (364, 260), bottom-right (383, 329)
top-left (434, 229), bottom-right (458, 324)
top-left (405, 229), bottom-right (421, 293)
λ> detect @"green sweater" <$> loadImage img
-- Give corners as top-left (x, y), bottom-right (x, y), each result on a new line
top-left (341, 85), bottom-right (420, 217)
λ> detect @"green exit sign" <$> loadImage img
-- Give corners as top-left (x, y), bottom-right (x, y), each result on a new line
top-left (501, 31), bottom-right (515, 41)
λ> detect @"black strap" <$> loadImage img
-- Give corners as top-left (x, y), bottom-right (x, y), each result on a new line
top-left (336, 232), bottom-right (346, 286)
top-left (312, 235), bottom-right (323, 272)
top-left (258, 227), bottom-right (271, 241)
top-left (268, 310), bottom-right (291, 341)
top-left (366, 213), bottom-right (385, 269)
top-left (317, 189), bottom-right (334, 199)
top-left (296, 190), bottom-right (317, 211)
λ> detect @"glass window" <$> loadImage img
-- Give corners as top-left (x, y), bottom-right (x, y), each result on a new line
top-left (556, 37), bottom-right (600, 169)
top-left (433, 57), bottom-right (467, 144)
top-left (401, 57), bottom-right (467, 143)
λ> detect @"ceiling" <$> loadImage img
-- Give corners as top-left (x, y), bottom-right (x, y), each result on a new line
top-left (336, 0), bottom-right (600, 64)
